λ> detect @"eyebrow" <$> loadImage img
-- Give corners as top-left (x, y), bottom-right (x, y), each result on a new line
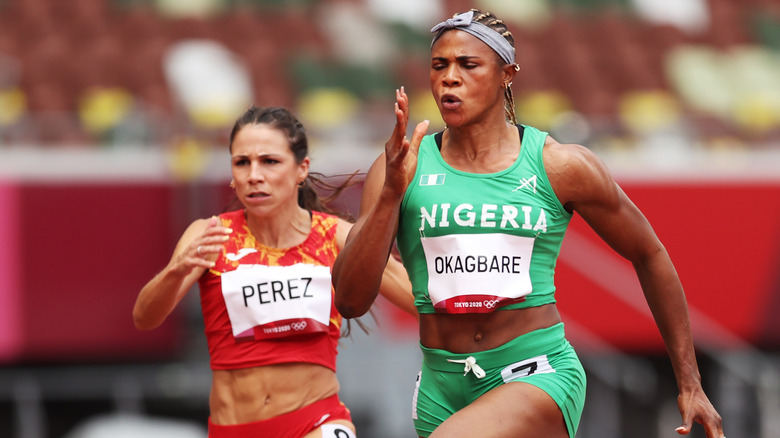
top-left (432, 55), bottom-right (481, 62)
top-left (231, 152), bottom-right (282, 160)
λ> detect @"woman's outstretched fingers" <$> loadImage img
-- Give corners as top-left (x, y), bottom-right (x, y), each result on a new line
top-left (410, 120), bottom-right (430, 155)
top-left (387, 101), bottom-right (407, 156)
top-left (398, 86), bottom-right (409, 113)
top-left (676, 387), bottom-right (724, 438)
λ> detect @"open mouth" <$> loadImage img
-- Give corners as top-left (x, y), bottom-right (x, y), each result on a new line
top-left (441, 94), bottom-right (461, 110)
top-left (247, 191), bottom-right (269, 200)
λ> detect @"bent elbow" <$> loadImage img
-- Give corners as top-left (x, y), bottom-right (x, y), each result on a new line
top-left (335, 298), bottom-right (368, 320)
top-left (132, 309), bottom-right (160, 331)
top-left (133, 317), bottom-right (153, 331)
top-left (336, 304), bottom-right (362, 320)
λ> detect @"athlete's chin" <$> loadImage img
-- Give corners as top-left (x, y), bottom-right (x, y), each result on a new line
top-left (440, 114), bottom-right (467, 128)
top-left (242, 202), bottom-right (276, 217)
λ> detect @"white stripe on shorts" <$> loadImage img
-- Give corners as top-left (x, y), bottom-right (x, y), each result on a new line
top-left (501, 354), bottom-right (555, 383)
top-left (411, 371), bottom-right (421, 420)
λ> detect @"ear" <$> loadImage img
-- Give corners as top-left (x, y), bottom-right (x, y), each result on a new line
top-left (502, 63), bottom-right (519, 85)
top-left (298, 156), bottom-right (310, 182)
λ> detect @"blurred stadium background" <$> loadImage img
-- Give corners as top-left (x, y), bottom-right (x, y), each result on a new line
top-left (0, 0), bottom-right (779, 437)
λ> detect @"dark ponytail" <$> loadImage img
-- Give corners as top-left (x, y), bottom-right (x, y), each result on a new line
top-left (455, 9), bottom-right (519, 124)
top-left (226, 106), bottom-right (359, 219)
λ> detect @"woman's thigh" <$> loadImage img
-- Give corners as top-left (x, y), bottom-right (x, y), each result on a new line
top-left (427, 381), bottom-right (568, 438)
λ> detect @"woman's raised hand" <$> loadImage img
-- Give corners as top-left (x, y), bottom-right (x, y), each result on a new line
top-left (384, 87), bottom-right (429, 197)
top-left (176, 216), bottom-right (231, 273)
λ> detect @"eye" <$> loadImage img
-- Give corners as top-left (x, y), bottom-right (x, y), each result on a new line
top-left (262, 157), bottom-right (280, 165)
top-left (234, 158), bottom-right (249, 166)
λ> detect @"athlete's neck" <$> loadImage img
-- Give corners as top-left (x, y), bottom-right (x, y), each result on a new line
top-left (441, 122), bottom-right (520, 173)
top-left (245, 206), bottom-right (311, 249)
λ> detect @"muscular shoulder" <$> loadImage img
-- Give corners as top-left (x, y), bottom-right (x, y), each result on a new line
top-left (542, 137), bottom-right (619, 212)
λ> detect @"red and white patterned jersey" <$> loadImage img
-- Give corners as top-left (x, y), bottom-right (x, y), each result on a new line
top-left (198, 209), bottom-right (343, 371)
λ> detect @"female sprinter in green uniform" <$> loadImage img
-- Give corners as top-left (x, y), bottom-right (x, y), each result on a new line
top-left (332, 8), bottom-right (725, 438)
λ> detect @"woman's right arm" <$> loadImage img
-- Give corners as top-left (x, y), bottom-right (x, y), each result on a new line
top-left (332, 88), bottom-right (428, 318)
top-left (133, 216), bottom-right (231, 330)
top-left (332, 156), bottom-right (405, 319)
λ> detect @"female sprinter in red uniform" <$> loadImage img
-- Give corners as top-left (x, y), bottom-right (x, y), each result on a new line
top-left (133, 106), bottom-right (416, 438)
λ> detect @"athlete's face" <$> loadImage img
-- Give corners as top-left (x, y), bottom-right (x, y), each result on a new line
top-left (430, 30), bottom-right (510, 127)
top-left (230, 124), bottom-right (309, 216)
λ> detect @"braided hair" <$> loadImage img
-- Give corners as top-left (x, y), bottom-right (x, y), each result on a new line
top-left (457, 9), bottom-right (519, 125)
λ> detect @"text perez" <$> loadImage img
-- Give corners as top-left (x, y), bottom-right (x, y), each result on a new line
top-left (241, 277), bottom-right (314, 306)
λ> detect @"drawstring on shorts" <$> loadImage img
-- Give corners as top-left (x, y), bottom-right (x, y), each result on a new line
top-left (447, 356), bottom-right (486, 379)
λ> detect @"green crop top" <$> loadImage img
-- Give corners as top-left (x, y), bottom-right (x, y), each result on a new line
top-left (396, 125), bottom-right (572, 314)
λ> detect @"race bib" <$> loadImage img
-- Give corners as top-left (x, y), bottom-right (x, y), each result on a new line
top-left (421, 233), bottom-right (534, 313)
top-left (220, 264), bottom-right (332, 341)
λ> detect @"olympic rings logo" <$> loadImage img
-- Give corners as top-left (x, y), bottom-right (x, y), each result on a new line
top-left (291, 321), bottom-right (307, 331)
top-left (483, 299), bottom-right (500, 309)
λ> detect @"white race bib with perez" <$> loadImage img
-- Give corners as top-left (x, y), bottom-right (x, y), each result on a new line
top-left (220, 263), bottom-right (332, 340)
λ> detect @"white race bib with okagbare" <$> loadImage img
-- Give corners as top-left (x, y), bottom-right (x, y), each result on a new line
top-left (421, 233), bottom-right (534, 313)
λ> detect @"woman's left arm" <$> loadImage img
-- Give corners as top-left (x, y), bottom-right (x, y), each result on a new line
top-left (336, 219), bottom-right (417, 319)
top-left (546, 141), bottom-right (724, 438)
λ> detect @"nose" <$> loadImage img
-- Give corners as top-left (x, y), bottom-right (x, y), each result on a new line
top-left (442, 65), bottom-right (461, 87)
top-left (248, 163), bottom-right (265, 183)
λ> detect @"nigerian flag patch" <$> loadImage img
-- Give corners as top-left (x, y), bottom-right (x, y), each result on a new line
top-left (419, 174), bottom-right (445, 186)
